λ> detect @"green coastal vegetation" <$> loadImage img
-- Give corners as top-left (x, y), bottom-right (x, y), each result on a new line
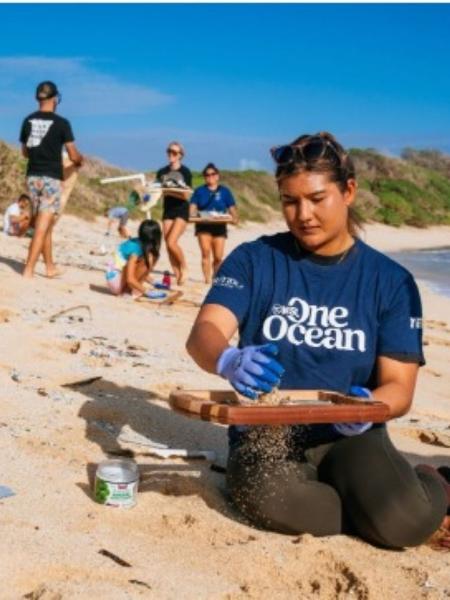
top-left (1, 140), bottom-right (449, 227)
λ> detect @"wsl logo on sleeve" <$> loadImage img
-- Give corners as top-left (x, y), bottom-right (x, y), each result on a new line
top-left (410, 317), bottom-right (422, 329)
top-left (213, 276), bottom-right (244, 290)
top-left (262, 297), bottom-right (366, 351)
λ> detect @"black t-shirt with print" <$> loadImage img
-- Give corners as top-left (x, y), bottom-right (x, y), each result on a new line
top-left (19, 111), bottom-right (75, 180)
top-left (156, 164), bottom-right (192, 210)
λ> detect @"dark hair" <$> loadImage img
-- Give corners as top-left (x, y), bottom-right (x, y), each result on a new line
top-left (18, 193), bottom-right (31, 203)
top-left (275, 132), bottom-right (361, 235)
top-left (202, 163), bottom-right (219, 176)
top-left (138, 219), bottom-right (162, 268)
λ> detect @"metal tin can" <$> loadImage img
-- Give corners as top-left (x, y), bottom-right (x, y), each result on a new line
top-left (94, 459), bottom-right (139, 508)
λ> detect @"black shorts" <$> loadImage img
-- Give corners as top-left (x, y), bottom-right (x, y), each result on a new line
top-left (195, 223), bottom-right (228, 238)
top-left (162, 196), bottom-right (189, 221)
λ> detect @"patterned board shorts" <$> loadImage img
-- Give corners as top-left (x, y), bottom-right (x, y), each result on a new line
top-left (27, 176), bottom-right (62, 215)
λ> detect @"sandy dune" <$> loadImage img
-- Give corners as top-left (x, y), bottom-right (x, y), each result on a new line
top-left (0, 216), bottom-right (449, 599)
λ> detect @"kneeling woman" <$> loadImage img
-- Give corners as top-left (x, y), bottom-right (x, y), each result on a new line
top-left (106, 219), bottom-right (161, 297)
top-left (189, 163), bottom-right (238, 283)
top-left (186, 132), bottom-right (448, 549)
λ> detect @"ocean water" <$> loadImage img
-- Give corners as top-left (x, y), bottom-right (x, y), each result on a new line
top-left (388, 247), bottom-right (450, 299)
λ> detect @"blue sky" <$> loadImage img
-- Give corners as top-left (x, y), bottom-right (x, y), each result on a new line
top-left (1, 3), bottom-right (449, 171)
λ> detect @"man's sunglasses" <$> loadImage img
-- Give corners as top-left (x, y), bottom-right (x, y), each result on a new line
top-left (167, 148), bottom-right (180, 155)
top-left (270, 137), bottom-right (340, 166)
top-left (204, 171), bottom-right (218, 177)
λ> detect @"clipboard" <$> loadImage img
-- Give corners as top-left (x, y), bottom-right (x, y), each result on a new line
top-left (189, 214), bottom-right (233, 224)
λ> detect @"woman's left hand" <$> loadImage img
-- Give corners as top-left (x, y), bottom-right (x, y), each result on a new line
top-left (333, 386), bottom-right (373, 437)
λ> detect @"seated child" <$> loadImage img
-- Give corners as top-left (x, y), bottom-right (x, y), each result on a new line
top-left (3, 194), bottom-right (32, 236)
top-left (105, 219), bottom-right (162, 297)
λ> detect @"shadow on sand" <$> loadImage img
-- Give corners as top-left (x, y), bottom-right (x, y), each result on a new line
top-left (0, 255), bottom-right (24, 274)
top-left (76, 378), bottom-right (236, 517)
top-left (89, 283), bottom-right (113, 297)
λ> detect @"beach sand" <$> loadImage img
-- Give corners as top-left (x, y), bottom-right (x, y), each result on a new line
top-left (0, 216), bottom-right (449, 599)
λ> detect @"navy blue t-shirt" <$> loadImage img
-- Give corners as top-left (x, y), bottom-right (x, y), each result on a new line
top-left (190, 185), bottom-right (236, 213)
top-left (204, 232), bottom-right (424, 396)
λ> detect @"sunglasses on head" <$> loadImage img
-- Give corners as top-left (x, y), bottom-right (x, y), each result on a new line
top-left (167, 148), bottom-right (180, 155)
top-left (270, 137), bottom-right (341, 166)
top-left (39, 93), bottom-right (62, 105)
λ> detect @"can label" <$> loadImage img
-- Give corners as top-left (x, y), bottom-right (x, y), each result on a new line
top-left (95, 476), bottom-right (138, 508)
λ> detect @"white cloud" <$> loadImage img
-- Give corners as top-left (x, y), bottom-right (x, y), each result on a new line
top-left (239, 158), bottom-right (262, 171)
top-left (0, 56), bottom-right (85, 73)
top-left (0, 56), bottom-right (173, 116)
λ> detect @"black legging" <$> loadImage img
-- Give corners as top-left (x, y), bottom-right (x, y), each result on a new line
top-left (226, 426), bottom-right (447, 549)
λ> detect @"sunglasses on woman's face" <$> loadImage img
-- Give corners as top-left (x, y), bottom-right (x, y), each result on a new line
top-left (167, 148), bottom-right (180, 156)
top-left (270, 138), bottom-right (340, 166)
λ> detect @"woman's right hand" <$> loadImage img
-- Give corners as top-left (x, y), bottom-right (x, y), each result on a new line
top-left (216, 344), bottom-right (284, 399)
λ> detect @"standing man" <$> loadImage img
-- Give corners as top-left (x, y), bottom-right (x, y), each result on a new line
top-left (20, 81), bottom-right (84, 278)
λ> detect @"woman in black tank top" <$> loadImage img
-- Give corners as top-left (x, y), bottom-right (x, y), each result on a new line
top-left (156, 141), bottom-right (192, 285)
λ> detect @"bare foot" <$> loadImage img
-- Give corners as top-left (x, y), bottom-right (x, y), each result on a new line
top-left (177, 269), bottom-right (188, 286)
top-left (22, 269), bottom-right (34, 278)
top-left (440, 516), bottom-right (450, 549)
top-left (428, 516), bottom-right (450, 551)
top-left (173, 267), bottom-right (181, 284)
top-left (418, 464), bottom-right (450, 551)
top-left (45, 267), bottom-right (64, 279)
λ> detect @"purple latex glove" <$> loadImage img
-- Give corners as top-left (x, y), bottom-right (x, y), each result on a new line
top-left (333, 386), bottom-right (373, 436)
top-left (216, 344), bottom-right (284, 399)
